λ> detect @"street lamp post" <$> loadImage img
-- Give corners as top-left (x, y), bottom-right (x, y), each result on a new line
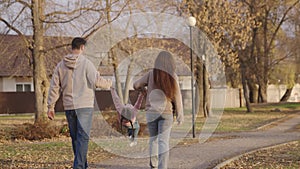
top-left (202, 55), bottom-right (206, 117)
top-left (188, 16), bottom-right (196, 138)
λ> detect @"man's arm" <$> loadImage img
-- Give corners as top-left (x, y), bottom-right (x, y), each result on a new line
top-left (86, 60), bottom-right (112, 89)
top-left (95, 72), bottom-right (112, 89)
top-left (47, 65), bottom-right (61, 120)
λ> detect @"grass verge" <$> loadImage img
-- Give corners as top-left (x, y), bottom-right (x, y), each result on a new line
top-left (0, 102), bottom-right (299, 168)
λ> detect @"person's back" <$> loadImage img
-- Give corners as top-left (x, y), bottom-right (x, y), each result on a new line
top-left (133, 50), bottom-right (183, 169)
top-left (51, 54), bottom-right (97, 110)
top-left (47, 37), bottom-right (112, 169)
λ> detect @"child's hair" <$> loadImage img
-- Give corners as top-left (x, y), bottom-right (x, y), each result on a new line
top-left (120, 106), bottom-right (134, 136)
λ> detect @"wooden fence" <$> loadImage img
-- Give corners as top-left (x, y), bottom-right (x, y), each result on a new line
top-left (0, 91), bottom-right (120, 114)
top-left (0, 89), bottom-right (244, 114)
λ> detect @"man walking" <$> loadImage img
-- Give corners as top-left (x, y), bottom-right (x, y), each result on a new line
top-left (47, 37), bottom-right (112, 169)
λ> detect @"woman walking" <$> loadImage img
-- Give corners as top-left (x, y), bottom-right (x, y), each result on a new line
top-left (134, 51), bottom-right (184, 169)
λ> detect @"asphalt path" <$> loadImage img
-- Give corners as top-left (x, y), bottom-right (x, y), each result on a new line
top-left (90, 113), bottom-right (300, 169)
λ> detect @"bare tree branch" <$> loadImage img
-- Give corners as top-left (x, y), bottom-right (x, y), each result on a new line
top-left (267, 0), bottom-right (300, 52)
top-left (6, 0), bottom-right (31, 9)
top-left (11, 5), bottom-right (27, 25)
top-left (81, 15), bottom-right (103, 36)
top-left (45, 43), bottom-right (70, 52)
top-left (0, 17), bottom-right (32, 49)
top-left (271, 53), bottom-right (292, 67)
top-left (84, 0), bottom-right (130, 39)
top-left (16, 0), bottom-right (31, 8)
top-left (44, 2), bottom-right (101, 18)
top-left (43, 10), bottom-right (90, 24)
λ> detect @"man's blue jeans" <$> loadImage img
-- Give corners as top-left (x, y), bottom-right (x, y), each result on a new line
top-left (65, 108), bottom-right (93, 169)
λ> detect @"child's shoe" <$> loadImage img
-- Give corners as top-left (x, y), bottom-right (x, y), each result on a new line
top-left (129, 140), bottom-right (137, 147)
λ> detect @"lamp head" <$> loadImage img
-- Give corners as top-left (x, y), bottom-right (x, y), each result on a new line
top-left (188, 16), bottom-right (196, 27)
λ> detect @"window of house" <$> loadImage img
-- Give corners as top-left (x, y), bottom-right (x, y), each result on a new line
top-left (24, 84), bottom-right (31, 92)
top-left (16, 84), bottom-right (31, 92)
top-left (16, 84), bottom-right (23, 92)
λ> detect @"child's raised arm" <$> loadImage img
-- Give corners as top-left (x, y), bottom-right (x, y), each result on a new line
top-left (110, 87), bottom-right (125, 114)
top-left (134, 91), bottom-right (145, 110)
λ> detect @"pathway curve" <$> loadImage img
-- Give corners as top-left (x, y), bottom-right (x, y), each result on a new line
top-left (91, 113), bottom-right (300, 169)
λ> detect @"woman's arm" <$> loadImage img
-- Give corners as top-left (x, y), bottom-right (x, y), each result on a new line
top-left (133, 72), bottom-right (149, 91)
top-left (173, 77), bottom-right (184, 124)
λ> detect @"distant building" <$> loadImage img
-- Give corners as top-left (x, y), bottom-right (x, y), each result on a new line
top-left (0, 35), bottom-right (192, 92)
top-left (0, 34), bottom-right (71, 92)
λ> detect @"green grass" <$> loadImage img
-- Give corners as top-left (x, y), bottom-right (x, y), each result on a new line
top-left (0, 102), bottom-right (299, 168)
top-left (193, 102), bottom-right (299, 133)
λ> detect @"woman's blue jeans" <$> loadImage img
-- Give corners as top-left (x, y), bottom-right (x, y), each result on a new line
top-left (65, 108), bottom-right (93, 169)
top-left (146, 113), bottom-right (173, 169)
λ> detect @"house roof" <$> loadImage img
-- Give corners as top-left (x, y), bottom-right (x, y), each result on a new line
top-left (0, 35), bottom-right (191, 77)
top-left (97, 38), bottom-right (191, 76)
top-left (0, 34), bottom-right (71, 77)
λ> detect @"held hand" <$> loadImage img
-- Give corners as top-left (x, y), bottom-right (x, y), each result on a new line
top-left (47, 110), bottom-right (55, 120)
top-left (102, 79), bottom-right (112, 90)
top-left (96, 75), bottom-right (113, 89)
top-left (141, 88), bottom-right (147, 95)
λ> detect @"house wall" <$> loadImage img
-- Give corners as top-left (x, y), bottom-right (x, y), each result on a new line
top-left (0, 77), bottom-right (33, 92)
top-left (0, 78), bottom-right (3, 91)
top-left (2, 77), bottom-right (16, 91)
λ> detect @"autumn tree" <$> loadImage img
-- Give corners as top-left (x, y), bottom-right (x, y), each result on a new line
top-left (104, 0), bottom-right (182, 104)
top-left (240, 0), bottom-right (300, 103)
top-left (181, 0), bottom-right (255, 113)
top-left (278, 3), bottom-right (300, 102)
top-left (0, 0), bottom-right (127, 123)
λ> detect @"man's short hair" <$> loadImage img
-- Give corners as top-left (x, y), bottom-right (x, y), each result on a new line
top-left (71, 37), bottom-right (86, 50)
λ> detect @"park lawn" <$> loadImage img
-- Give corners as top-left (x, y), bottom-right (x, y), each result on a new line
top-left (0, 139), bottom-right (114, 168)
top-left (194, 102), bottom-right (299, 133)
top-left (0, 102), bottom-right (299, 168)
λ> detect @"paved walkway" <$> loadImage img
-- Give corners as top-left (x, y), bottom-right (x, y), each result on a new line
top-left (91, 113), bottom-right (300, 169)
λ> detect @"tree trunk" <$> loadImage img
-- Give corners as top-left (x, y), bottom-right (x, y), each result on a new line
top-left (248, 81), bottom-right (258, 103)
top-left (123, 59), bottom-right (135, 104)
top-left (106, 1), bottom-right (124, 103)
top-left (110, 49), bottom-right (124, 104)
top-left (195, 56), bottom-right (204, 117)
top-left (280, 87), bottom-right (293, 102)
top-left (258, 82), bottom-right (268, 103)
top-left (240, 62), bottom-right (253, 113)
top-left (32, 0), bottom-right (48, 123)
top-left (203, 65), bottom-right (211, 117)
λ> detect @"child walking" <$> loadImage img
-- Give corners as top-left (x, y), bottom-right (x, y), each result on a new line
top-left (110, 87), bottom-right (145, 146)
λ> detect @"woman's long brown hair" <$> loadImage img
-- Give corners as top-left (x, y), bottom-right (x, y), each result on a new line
top-left (153, 51), bottom-right (177, 100)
